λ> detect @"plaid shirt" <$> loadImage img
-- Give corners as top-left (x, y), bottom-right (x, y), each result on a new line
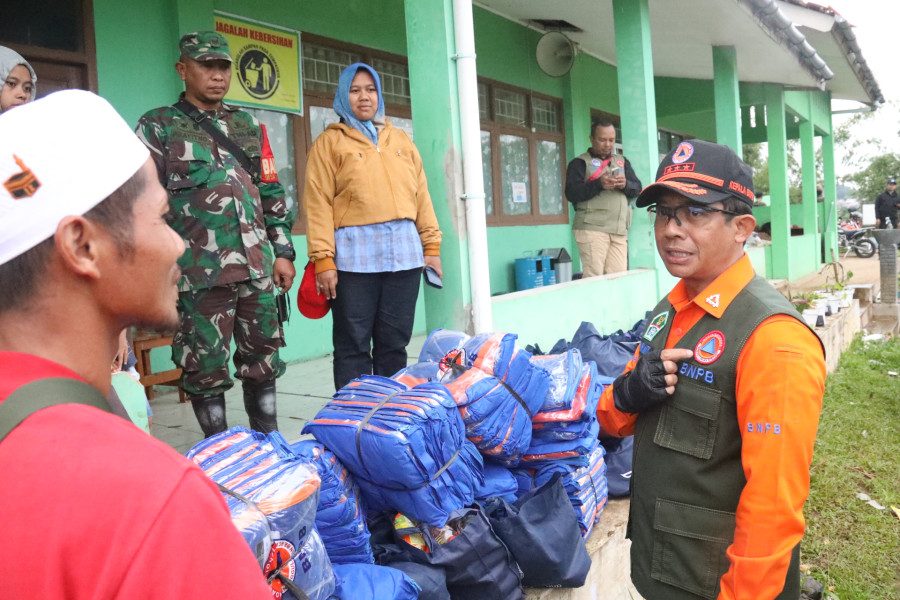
top-left (334, 219), bottom-right (424, 273)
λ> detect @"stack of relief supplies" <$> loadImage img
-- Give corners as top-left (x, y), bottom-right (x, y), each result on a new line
top-left (302, 375), bottom-right (484, 527)
top-left (290, 440), bottom-right (374, 565)
top-left (398, 329), bottom-right (550, 468)
top-left (186, 428), bottom-right (336, 600)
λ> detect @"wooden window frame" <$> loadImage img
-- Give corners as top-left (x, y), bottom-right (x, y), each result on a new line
top-left (482, 78), bottom-right (567, 227)
top-left (0, 0), bottom-right (98, 93)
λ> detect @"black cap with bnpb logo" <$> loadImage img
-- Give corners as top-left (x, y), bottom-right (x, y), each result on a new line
top-left (636, 139), bottom-right (754, 208)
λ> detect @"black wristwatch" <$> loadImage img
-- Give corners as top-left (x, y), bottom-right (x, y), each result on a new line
top-left (276, 247), bottom-right (296, 262)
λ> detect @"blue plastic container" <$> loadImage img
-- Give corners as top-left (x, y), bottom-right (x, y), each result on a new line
top-left (540, 256), bottom-right (556, 286)
top-left (516, 256), bottom-right (553, 291)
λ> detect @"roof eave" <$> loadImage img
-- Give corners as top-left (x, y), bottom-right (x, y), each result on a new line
top-left (831, 14), bottom-right (885, 106)
top-left (737, 0), bottom-right (834, 89)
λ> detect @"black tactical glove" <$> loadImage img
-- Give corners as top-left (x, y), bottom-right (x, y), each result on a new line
top-left (612, 349), bottom-right (674, 414)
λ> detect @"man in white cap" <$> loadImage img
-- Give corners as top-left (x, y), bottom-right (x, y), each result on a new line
top-left (0, 90), bottom-right (272, 598)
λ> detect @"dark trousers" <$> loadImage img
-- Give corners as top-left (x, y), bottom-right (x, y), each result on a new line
top-left (331, 268), bottom-right (421, 390)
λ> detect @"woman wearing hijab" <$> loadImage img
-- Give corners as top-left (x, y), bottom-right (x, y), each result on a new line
top-left (0, 47), bottom-right (36, 113)
top-left (303, 62), bottom-right (442, 390)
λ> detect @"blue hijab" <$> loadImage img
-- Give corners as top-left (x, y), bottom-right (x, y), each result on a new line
top-left (333, 63), bottom-right (385, 146)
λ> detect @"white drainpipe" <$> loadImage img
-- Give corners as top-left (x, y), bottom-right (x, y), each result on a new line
top-left (452, 0), bottom-right (493, 333)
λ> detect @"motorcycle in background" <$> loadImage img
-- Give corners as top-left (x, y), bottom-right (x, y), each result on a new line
top-left (837, 224), bottom-right (877, 258)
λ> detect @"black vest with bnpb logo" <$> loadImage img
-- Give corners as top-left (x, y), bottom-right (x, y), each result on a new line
top-left (628, 275), bottom-right (819, 600)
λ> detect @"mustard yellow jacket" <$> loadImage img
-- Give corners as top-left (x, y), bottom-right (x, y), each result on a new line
top-left (303, 120), bottom-right (442, 273)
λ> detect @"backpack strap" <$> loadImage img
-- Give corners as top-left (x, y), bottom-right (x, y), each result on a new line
top-left (0, 378), bottom-right (113, 443)
top-left (172, 99), bottom-right (261, 184)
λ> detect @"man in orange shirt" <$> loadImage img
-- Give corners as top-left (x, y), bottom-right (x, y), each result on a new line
top-left (596, 140), bottom-right (825, 600)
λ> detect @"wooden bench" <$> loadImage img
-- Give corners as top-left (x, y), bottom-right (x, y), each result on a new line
top-left (132, 330), bottom-right (186, 403)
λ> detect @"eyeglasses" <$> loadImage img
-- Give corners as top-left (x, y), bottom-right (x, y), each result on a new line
top-left (648, 204), bottom-right (741, 228)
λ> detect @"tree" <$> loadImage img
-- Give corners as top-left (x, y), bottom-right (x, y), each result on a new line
top-left (742, 141), bottom-right (805, 203)
top-left (743, 143), bottom-right (769, 195)
top-left (833, 99), bottom-right (900, 203)
top-left (844, 153), bottom-right (900, 204)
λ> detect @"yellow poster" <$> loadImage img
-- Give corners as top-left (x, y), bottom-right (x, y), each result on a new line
top-left (214, 13), bottom-right (302, 115)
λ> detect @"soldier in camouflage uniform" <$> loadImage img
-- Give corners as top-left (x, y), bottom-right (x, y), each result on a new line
top-left (136, 31), bottom-right (297, 437)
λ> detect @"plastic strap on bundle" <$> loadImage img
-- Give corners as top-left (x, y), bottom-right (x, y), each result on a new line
top-left (217, 483), bottom-right (275, 571)
top-left (354, 390), bottom-right (462, 492)
top-left (446, 350), bottom-right (534, 419)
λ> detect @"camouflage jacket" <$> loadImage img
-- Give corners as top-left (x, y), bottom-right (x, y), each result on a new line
top-left (136, 96), bottom-right (295, 291)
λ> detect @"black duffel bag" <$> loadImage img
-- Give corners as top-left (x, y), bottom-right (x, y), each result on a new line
top-left (484, 473), bottom-right (592, 587)
top-left (377, 507), bottom-right (523, 600)
top-left (369, 514), bottom-right (451, 600)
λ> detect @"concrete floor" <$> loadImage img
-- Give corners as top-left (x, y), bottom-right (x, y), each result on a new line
top-left (150, 335), bottom-right (427, 454)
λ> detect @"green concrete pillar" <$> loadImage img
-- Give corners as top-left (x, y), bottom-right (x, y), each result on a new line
top-left (713, 46), bottom-right (742, 156)
top-left (563, 56), bottom-right (592, 163)
top-left (563, 55), bottom-right (593, 274)
top-left (766, 84), bottom-right (791, 279)
top-left (613, 0), bottom-right (661, 274)
top-left (404, 0), bottom-right (471, 332)
top-left (799, 99), bottom-right (819, 251)
top-left (821, 132), bottom-right (839, 262)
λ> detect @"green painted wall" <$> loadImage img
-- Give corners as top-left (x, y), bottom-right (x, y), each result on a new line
top-left (94, 0), bottom-right (182, 126)
top-left (472, 7), bottom-right (564, 98)
top-left (486, 225), bottom-right (574, 295)
top-left (491, 269), bottom-right (659, 349)
top-left (788, 235), bottom-right (819, 279)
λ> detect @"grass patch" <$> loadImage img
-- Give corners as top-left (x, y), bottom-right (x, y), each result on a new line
top-left (804, 336), bottom-right (900, 599)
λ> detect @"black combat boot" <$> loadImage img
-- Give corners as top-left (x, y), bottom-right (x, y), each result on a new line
top-left (242, 379), bottom-right (278, 433)
top-left (190, 393), bottom-right (228, 438)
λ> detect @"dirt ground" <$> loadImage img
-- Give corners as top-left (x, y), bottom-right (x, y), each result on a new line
top-left (781, 254), bottom-right (883, 295)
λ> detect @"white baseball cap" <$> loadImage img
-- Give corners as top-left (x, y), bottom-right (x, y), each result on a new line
top-left (0, 89), bottom-right (150, 266)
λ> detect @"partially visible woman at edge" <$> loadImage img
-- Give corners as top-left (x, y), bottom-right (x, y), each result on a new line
top-left (0, 47), bottom-right (36, 113)
top-left (303, 62), bottom-right (442, 390)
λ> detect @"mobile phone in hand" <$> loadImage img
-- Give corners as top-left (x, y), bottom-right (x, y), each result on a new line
top-left (423, 265), bottom-right (443, 289)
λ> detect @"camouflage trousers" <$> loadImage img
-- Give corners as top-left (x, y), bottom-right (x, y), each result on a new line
top-left (173, 276), bottom-right (285, 399)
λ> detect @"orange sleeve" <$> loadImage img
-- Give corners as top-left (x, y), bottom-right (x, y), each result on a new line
top-left (595, 346), bottom-right (640, 437)
top-left (717, 315), bottom-right (825, 600)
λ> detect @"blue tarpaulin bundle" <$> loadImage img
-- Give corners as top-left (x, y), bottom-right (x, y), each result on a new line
top-left (460, 333), bottom-right (550, 412)
top-left (517, 419), bottom-right (600, 469)
top-left (529, 360), bottom-right (613, 441)
top-left (276, 529), bottom-right (336, 600)
top-left (514, 443), bottom-right (608, 539)
top-left (331, 563), bottom-right (421, 600)
top-left (290, 440), bottom-right (373, 565)
top-left (303, 375), bottom-right (484, 526)
top-left (419, 330), bottom-right (550, 417)
top-left (475, 463), bottom-right (519, 503)
top-left (186, 427), bottom-right (330, 599)
top-left (442, 367), bottom-right (536, 466)
top-left (393, 361), bottom-right (443, 387)
top-left (529, 348), bottom-right (583, 411)
top-left (418, 328), bottom-right (471, 363)
top-left (415, 329), bottom-right (549, 467)
top-left (394, 362), bottom-right (535, 466)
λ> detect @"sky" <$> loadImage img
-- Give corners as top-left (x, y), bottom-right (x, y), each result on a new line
top-left (818, 0), bottom-right (900, 179)
top-left (825, 0), bottom-right (899, 103)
